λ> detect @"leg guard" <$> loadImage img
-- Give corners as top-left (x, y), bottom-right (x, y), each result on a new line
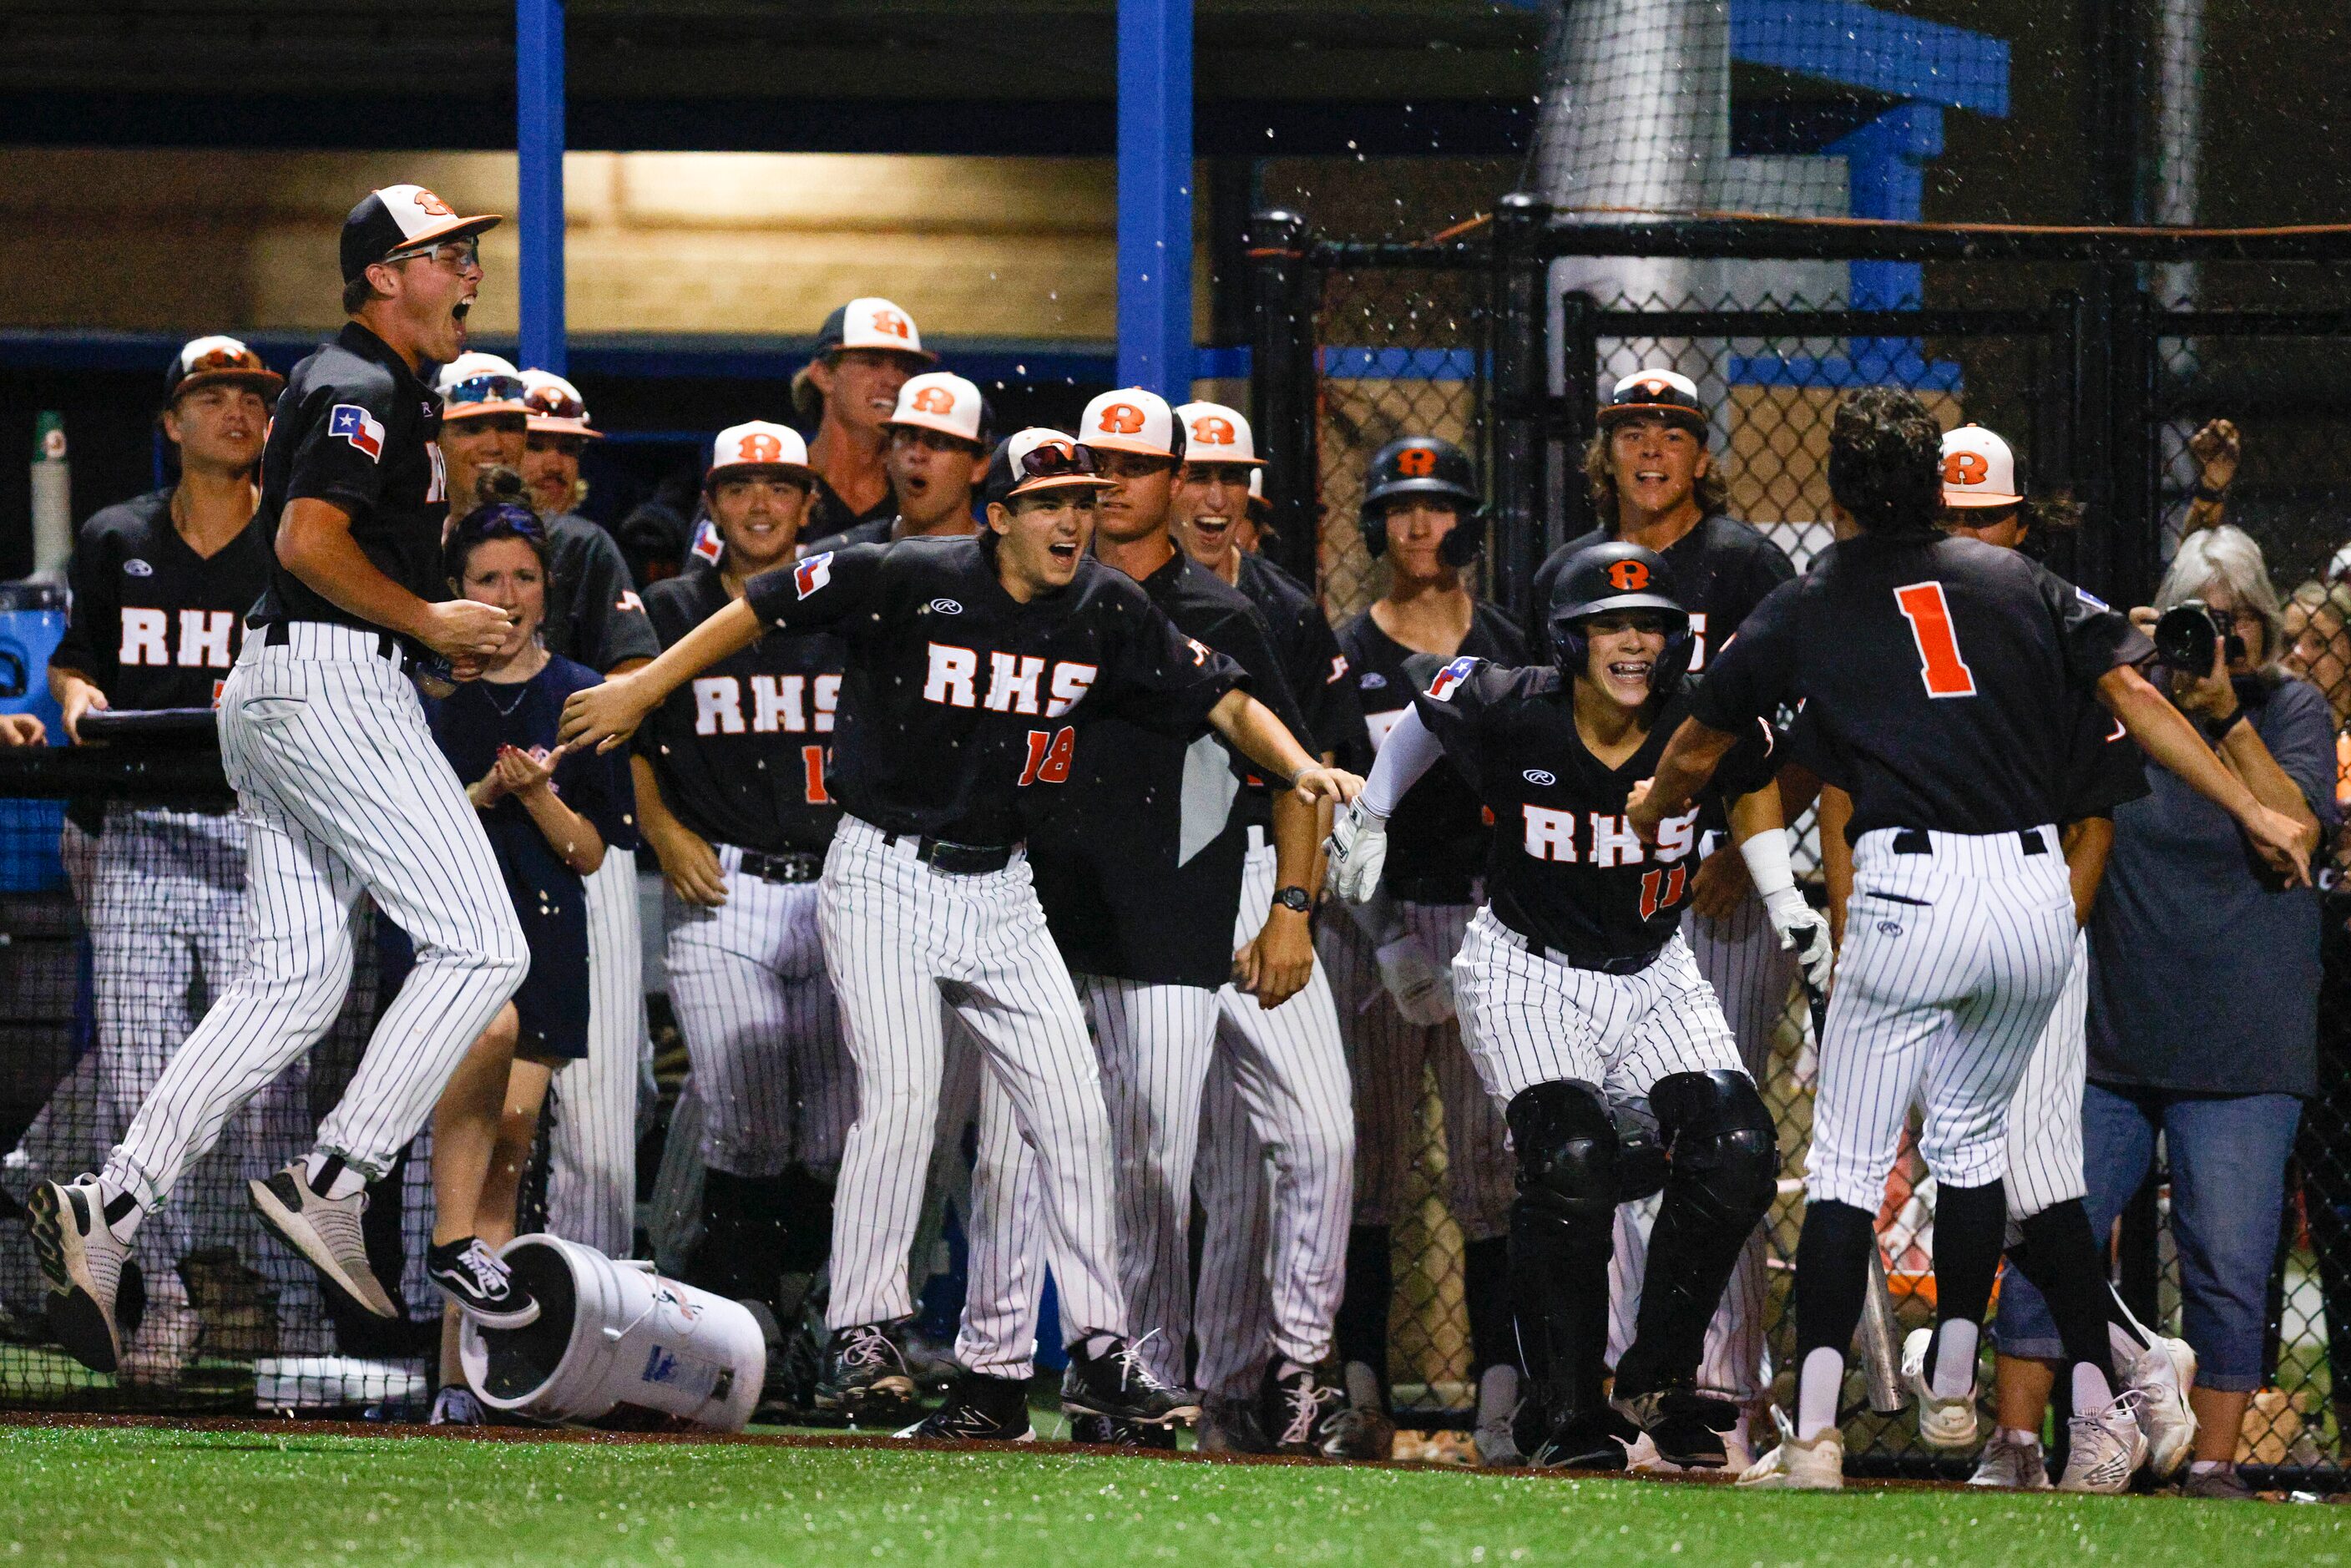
top-left (1505, 1080), bottom-right (1619, 1421)
top-left (1618, 1070), bottom-right (1777, 1396)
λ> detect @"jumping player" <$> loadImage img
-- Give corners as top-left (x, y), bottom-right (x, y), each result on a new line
top-left (30, 184), bottom-right (528, 1370)
top-left (1630, 387), bottom-right (2310, 1491)
top-left (559, 426), bottom-right (1358, 1434)
top-left (1325, 434), bottom-right (1521, 1460)
top-left (1327, 541), bottom-right (1812, 1471)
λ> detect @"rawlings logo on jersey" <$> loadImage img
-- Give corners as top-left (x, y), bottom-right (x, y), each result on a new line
top-left (1522, 769), bottom-right (1556, 787)
top-left (793, 551), bottom-right (832, 599)
top-left (328, 403), bottom-right (384, 461)
top-left (1424, 655), bottom-right (1478, 701)
top-left (124, 559), bottom-right (152, 578)
top-left (1359, 671), bottom-right (1387, 690)
top-left (928, 598), bottom-right (963, 615)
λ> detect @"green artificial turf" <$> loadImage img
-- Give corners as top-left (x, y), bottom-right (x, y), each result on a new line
top-left (4, 1424), bottom-right (2348, 1568)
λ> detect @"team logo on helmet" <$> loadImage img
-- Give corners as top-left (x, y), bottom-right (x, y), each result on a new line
top-left (738, 432), bottom-right (785, 464)
top-left (1191, 415), bottom-right (1236, 446)
top-left (412, 190), bottom-right (455, 217)
top-left (1605, 559), bottom-right (1651, 592)
top-left (1942, 451), bottom-right (1990, 486)
top-left (1097, 403), bottom-right (1146, 436)
top-left (1641, 378), bottom-right (1670, 396)
top-left (1393, 447), bottom-right (1438, 478)
top-left (912, 386), bottom-right (957, 414)
top-left (868, 308), bottom-right (913, 340)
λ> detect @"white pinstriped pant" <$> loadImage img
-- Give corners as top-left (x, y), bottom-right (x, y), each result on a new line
top-left (1188, 842), bottom-right (1358, 1399)
top-left (664, 850), bottom-right (855, 1179)
top-left (1607, 887), bottom-right (1797, 1403)
top-left (1806, 827), bottom-right (2075, 1213)
top-left (544, 847), bottom-right (647, 1255)
top-left (104, 625), bottom-right (528, 1211)
top-left (820, 815), bottom-right (1125, 1338)
top-left (2002, 928), bottom-right (2091, 1228)
top-left (1318, 903), bottom-right (1514, 1241)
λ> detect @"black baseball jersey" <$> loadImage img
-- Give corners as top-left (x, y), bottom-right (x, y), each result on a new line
top-left (1527, 514), bottom-right (1793, 674)
top-left (1342, 601), bottom-right (1526, 903)
top-left (641, 559), bottom-right (844, 857)
top-left (1235, 551), bottom-right (1371, 769)
top-left (1030, 551), bottom-right (1307, 987)
top-left (740, 536), bottom-right (1248, 847)
top-left (1416, 659), bottom-right (1775, 964)
top-left (1692, 533), bottom-right (2152, 839)
top-left (53, 489), bottom-right (270, 710)
top-left (250, 321), bottom-right (447, 635)
top-left (801, 473), bottom-right (895, 548)
top-left (542, 513), bottom-right (660, 675)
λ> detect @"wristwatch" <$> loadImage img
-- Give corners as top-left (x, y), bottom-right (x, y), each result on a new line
top-left (1272, 885), bottom-right (1313, 915)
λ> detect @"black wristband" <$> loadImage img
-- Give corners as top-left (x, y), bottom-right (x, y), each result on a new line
top-left (2203, 707), bottom-right (2247, 744)
top-left (2193, 483), bottom-right (2227, 503)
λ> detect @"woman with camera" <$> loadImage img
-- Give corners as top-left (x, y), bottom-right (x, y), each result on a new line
top-left (1996, 524), bottom-right (2332, 1498)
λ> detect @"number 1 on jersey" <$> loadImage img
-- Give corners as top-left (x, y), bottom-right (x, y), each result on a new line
top-left (1893, 581), bottom-right (1979, 698)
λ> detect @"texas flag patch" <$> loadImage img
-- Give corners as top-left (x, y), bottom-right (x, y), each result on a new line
top-left (1425, 655), bottom-right (1479, 702)
top-left (793, 550), bottom-right (833, 599)
top-left (689, 518), bottom-right (723, 564)
top-left (328, 403), bottom-right (384, 461)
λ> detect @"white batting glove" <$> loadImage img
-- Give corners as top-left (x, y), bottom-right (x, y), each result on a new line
top-left (1375, 935), bottom-right (1455, 1025)
top-left (1324, 798), bottom-right (1389, 904)
top-left (1761, 884), bottom-right (1833, 994)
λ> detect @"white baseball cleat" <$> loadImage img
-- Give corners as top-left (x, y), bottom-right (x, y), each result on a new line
top-left (2123, 1335), bottom-right (2199, 1479)
top-left (2059, 1391), bottom-right (2149, 1494)
top-left (1967, 1427), bottom-right (2053, 1490)
top-left (1901, 1327), bottom-right (1981, 1449)
top-left (27, 1176), bottom-right (129, 1374)
top-left (1736, 1409), bottom-right (1844, 1490)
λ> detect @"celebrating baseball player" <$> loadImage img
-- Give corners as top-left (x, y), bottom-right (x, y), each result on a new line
top-left (630, 421), bottom-right (854, 1331)
top-left (559, 424), bottom-right (1358, 1434)
top-left (1629, 387), bottom-right (2310, 1491)
top-left (517, 367), bottom-right (597, 516)
top-left (828, 371), bottom-right (990, 548)
top-left (793, 297), bottom-right (935, 544)
top-left (1322, 434), bottom-right (1522, 1460)
top-left (30, 184), bottom-right (529, 1371)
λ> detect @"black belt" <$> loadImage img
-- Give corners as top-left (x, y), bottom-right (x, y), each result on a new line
top-left (1891, 827), bottom-right (2047, 857)
top-left (882, 831), bottom-right (1019, 876)
top-left (260, 620), bottom-right (400, 660)
top-left (1494, 913), bottom-right (1661, 976)
top-left (1386, 874), bottom-right (1478, 906)
top-left (735, 848), bottom-right (824, 884)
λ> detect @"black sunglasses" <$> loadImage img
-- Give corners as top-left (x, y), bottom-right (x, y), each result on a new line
top-left (445, 372), bottom-right (527, 408)
top-left (1023, 441), bottom-right (1102, 480)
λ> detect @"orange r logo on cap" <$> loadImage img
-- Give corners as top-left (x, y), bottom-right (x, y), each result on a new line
top-left (1394, 447), bottom-right (1438, 478)
top-left (1942, 451), bottom-right (1990, 486)
top-left (741, 433), bottom-right (785, 463)
top-left (870, 309), bottom-right (912, 340)
top-left (1606, 559), bottom-right (1651, 591)
top-left (413, 190), bottom-right (454, 217)
top-left (1099, 403), bottom-right (1146, 436)
top-left (912, 387), bottom-right (956, 414)
top-left (1191, 415), bottom-right (1236, 445)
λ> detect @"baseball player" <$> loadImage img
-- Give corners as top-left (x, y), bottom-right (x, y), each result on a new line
top-left (827, 372), bottom-right (990, 549)
top-left (1802, 424), bottom-right (2197, 1488)
top-left (1630, 387), bottom-right (2309, 1491)
top-left (29, 184), bottom-right (529, 1372)
top-left (1322, 434), bottom-right (1521, 1460)
top-left (792, 297), bottom-right (936, 544)
top-left (940, 391), bottom-right (1352, 1451)
top-left (1327, 540), bottom-right (1807, 1472)
top-left (1165, 402), bottom-right (1373, 1451)
top-left (630, 421), bottom-right (853, 1324)
top-left (517, 368), bottom-right (597, 516)
top-left (42, 335), bottom-right (317, 1383)
top-left (559, 426), bottom-right (1358, 1432)
top-left (1532, 369), bottom-right (1799, 1456)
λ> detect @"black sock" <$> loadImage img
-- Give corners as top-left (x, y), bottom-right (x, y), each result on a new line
top-left (776, 1165), bottom-right (837, 1276)
top-left (688, 1169), bottom-right (787, 1305)
top-left (2008, 1199), bottom-right (2122, 1385)
top-left (1334, 1225), bottom-right (1393, 1390)
top-left (1793, 1198), bottom-right (1877, 1362)
top-left (1924, 1180), bottom-right (2005, 1388)
top-left (1463, 1235), bottom-right (1514, 1376)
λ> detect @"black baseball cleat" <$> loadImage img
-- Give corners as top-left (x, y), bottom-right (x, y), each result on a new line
top-left (1069, 1414), bottom-right (1177, 1449)
top-left (1260, 1360), bottom-right (1347, 1457)
top-left (815, 1319), bottom-right (919, 1424)
top-left (1529, 1405), bottom-right (1641, 1470)
top-left (1059, 1335), bottom-right (1200, 1427)
top-left (1613, 1387), bottom-right (1742, 1472)
top-left (897, 1373), bottom-right (1035, 1442)
top-left (426, 1237), bottom-right (539, 1329)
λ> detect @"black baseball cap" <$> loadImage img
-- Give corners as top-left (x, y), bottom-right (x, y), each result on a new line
top-left (340, 184), bottom-right (502, 283)
top-left (1597, 368), bottom-right (1708, 434)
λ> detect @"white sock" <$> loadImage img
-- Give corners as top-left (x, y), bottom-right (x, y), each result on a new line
top-left (2190, 1459), bottom-right (2228, 1477)
top-left (304, 1152), bottom-right (365, 1201)
top-left (2071, 1361), bottom-right (2115, 1413)
top-left (1930, 1321), bottom-right (1979, 1401)
top-left (1999, 1425), bottom-right (2041, 1449)
top-left (1797, 1346), bottom-right (1843, 1439)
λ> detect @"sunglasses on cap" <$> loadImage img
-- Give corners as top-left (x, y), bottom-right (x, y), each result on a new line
top-left (444, 372), bottom-right (528, 409)
top-left (182, 344), bottom-right (270, 378)
top-left (1021, 442), bottom-right (1102, 481)
top-left (523, 384), bottom-right (588, 422)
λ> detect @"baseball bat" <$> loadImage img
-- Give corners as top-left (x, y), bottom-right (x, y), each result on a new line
top-left (1857, 1243), bottom-right (1906, 1414)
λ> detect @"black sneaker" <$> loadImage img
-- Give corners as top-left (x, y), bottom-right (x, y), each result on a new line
top-left (1614, 1387), bottom-right (1740, 1472)
top-left (1260, 1361), bottom-right (1347, 1457)
top-left (1069, 1413), bottom-right (1177, 1449)
top-left (1529, 1405), bottom-right (1640, 1470)
top-left (1198, 1395), bottom-right (1276, 1454)
top-left (897, 1373), bottom-right (1035, 1442)
top-left (816, 1319), bottom-right (918, 1424)
top-left (1060, 1335), bottom-right (1199, 1427)
top-left (425, 1237), bottom-right (538, 1330)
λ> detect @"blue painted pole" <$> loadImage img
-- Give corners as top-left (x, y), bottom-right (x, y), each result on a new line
top-left (1116, 0), bottom-right (1192, 396)
top-left (516, 0), bottom-right (567, 375)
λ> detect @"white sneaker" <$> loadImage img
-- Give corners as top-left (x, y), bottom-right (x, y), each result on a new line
top-left (248, 1161), bottom-right (397, 1318)
top-left (2059, 1392), bottom-right (2149, 1494)
top-left (1737, 1409), bottom-right (1844, 1490)
top-left (1901, 1327), bottom-right (1980, 1449)
top-left (2123, 1336), bottom-right (2198, 1479)
top-left (27, 1177), bottom-right (129, 1373)
top-left (1968, 1428), bottom-right (2053, 1490)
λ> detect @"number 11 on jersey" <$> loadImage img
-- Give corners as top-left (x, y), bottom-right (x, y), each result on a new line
top-left (1893, 581), bottom-right (1979, 698)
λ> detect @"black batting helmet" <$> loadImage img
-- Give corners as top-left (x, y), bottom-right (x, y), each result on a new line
top-left (1545, 542), bottom-right (1693, 694)
top-left (1359, 436), bottom-right (1484, 566)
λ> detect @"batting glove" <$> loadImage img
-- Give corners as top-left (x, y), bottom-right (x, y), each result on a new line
top-left (1324, 799), bottom-right (1389, 904)
top-left (1375, 934), bottom-right (1454, 1026)
top-left (1761, 884), bottom-right (1833, 994)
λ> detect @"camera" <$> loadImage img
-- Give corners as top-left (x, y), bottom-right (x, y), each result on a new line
top-left (2152, 598), bottom-right (2245, 673)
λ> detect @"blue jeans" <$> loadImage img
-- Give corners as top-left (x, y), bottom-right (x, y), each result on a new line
top-left (1995, 1083), bottom-right (2302, 1392)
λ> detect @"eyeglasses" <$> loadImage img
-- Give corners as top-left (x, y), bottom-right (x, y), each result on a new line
top-left (444, 372), bottom-right (527, 408)
top-left (387, 238), bottom-right (481, 272)
top-left (523, 385), bottom-right (589, 422)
